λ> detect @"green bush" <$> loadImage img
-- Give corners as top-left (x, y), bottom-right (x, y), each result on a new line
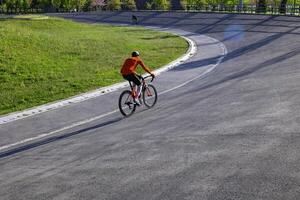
top-left (75, 0), bottom-right (87, 11)
top-left (181, 0), bottom-right (202, 10)
top-left (153, 0), bottom-right (170, 10)
top-left (82, 0), bottom-right (91, 11)
top-left (144, 1), bottom-right (153, 9)
top-left (52, 0), bottom-right (61, 10)
top-left (180, 0), bottom-right (187, 10)
top-left (124, 0), bottom-right (136, 10)
top-left (107, 0), bottom-right (121, 10)
top-left (20, 0), bottom-right (30, 12)
top-left (0, 4), bottom-right (7, 13)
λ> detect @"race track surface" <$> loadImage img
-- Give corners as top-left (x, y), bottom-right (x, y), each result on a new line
top-left (0, 12), bottom-right (300, 200)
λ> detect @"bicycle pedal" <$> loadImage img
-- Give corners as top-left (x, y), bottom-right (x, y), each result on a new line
top-left (134, 99), bottom-right (141, 106)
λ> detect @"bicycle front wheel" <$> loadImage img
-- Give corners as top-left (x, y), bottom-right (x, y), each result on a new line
top-left (142, 84), bottom-right (157, 108)
top-left (119, 90), bottom-right (136, 117)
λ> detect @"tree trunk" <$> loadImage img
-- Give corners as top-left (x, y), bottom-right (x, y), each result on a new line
top-left (171, 0), bottom-right (182, 10)
top-left (279, 0), bottom-right (288, 14)
top-left (135, 0), bottom-right (148, 9)
top-left (256, 0), bottom-right (266, 13)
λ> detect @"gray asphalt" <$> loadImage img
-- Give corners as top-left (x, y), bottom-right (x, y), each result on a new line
top-left (0, 11), bottom-right (300, 200)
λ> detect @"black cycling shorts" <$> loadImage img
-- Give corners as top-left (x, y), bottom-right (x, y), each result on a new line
top-left (123, 74), bottom-right (141, 86)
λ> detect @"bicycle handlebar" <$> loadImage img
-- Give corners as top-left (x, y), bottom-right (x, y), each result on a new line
top-left (139, 74), bottom-right (155, 82)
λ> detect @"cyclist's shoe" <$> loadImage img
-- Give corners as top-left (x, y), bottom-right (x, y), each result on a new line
top-left (134, 98), bottom-right (141, 106)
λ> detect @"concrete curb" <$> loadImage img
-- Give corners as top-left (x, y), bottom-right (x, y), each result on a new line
top-left (0, 33), bottom-right (197, 125)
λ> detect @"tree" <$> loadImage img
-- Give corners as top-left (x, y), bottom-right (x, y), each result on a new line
top-left (107, 0), bottom-right (120, 10)
top-left (171, 0), bottom-right (183, 9)
top-left (52, 0), bottom-right (61, 10)
top-left (59, 0), bottom-right (80, 11)
top-left (144, 0), bottom-right (152, 9)
top-left (153, 0), bottom-right (170, 10)
top-left (30, 0), bottom-right (38, 8)
top-left (5, 0), bottom-right (16, 13)
top-left (38, 0), bottom-right (53, 11)
top-left (279, 0), bottom-right (287, 13)
top-left (256, 0), bottom-right (266, 13)
top-left (91, 0), bottom-right (106, 8)
top-left (123, 0), bottom-right (136, 10)
top-left (0, 2), bottom-right (7, 13)
top-left (180, 0), bottom-right (187, 10)
top-left (21, 0), bottom-right (31, 12)
top-left (73, 0), bottom-right (86, 10)
top-left (82, 0), bottom-right (92, 10)
top-left (181, 0), bottom-right (205, 10)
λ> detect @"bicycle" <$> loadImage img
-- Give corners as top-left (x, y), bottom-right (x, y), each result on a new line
top-left (118, 75), bottom-right (157, 117)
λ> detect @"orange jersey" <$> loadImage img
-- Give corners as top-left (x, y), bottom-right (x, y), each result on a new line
top-left (121, 57), bottom-right (151, 76)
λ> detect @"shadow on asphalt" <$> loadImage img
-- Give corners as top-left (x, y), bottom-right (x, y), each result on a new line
top-left (173, 55), bottom-right (224, 71)
top-left (183, 47), bottom-right (300, 95)
top-left (0, 117), bottom-right (123, 159)
top-left (221, 26), bottom-right (299, 63)
top-left (175, 20), bottom-right (298, 72)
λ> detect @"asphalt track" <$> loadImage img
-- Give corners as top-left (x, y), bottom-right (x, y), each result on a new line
top-left (0, 12), bottom-right (300, 200)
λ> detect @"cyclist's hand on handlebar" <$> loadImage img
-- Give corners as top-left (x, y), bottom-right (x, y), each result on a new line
top-left (150, 73), bottom-right (155, 82)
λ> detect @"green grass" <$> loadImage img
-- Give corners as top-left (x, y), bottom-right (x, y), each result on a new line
top-left (0, 16), bottom-right (188, 115)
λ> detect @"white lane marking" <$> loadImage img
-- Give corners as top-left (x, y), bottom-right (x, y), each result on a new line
top-left (160, 37), bottom-right (227, 95)
top-left (0, 36), bottom-right (227, 152)
top-left (0, 110), bottom-right (119, 151)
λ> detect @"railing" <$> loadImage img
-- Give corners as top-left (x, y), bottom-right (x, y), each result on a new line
top-left (0, 7), bottom-right (44, 14)
top-left (182, 4), bottom-right (300, 16)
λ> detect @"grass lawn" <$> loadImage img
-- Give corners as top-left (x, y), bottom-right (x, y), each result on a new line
top-left (0, 15), bottom-right (188, 115)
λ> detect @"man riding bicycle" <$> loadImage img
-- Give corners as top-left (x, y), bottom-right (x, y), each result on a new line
top-left (121, 51), bottom-right (155, 105)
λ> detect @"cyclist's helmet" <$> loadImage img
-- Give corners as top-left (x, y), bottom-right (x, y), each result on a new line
top-left (132, 51), bottom-right (140, 57)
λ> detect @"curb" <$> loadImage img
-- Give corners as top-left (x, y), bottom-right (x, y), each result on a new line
top-left (0, 33), bottom-right (197, 125)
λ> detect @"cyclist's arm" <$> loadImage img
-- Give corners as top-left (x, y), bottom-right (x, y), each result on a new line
top-left (138, 60), bottom-right (153, 75)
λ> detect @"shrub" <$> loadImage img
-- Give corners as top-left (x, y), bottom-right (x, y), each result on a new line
top-left (91, 0), bottom-right (106, 9)
top-left (82, 0), bottom-right (92, 11)
top-left (124, 0), bottom-right (136, 10)
top-left (52, 0), bottom-right (61, 10)
top-left (107, 0), bottom-right (120, 10)
top-left (20, 0), bottom-right (30, 12)
top-left (144, 1), bottom-right (153, 9)
top-left (180, 0), bottom-right (187, 10)
top-left (153, 0), bottom-right (170, 10)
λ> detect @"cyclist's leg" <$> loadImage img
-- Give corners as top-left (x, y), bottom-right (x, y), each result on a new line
top-left (123, 74), bottom-right (142, 104)
top-left (136, 84), bottom-right (142, 98)
top-left (132, 82), bottom-right (137, 97)
top-left (132, 75), bottom-right (142, 98)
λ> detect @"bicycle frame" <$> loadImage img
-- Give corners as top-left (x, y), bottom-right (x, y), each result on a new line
top-left (128, 75), bottom-right (154, 98)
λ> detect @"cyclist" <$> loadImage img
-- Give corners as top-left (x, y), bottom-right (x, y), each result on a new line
top-left (121, 51), bottom-right (155, 105)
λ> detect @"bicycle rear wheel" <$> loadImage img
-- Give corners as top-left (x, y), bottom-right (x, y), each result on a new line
top-left (142, 84), bottom-right (157, 108)
top-left (119, 90), bottom-right (136, 117)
